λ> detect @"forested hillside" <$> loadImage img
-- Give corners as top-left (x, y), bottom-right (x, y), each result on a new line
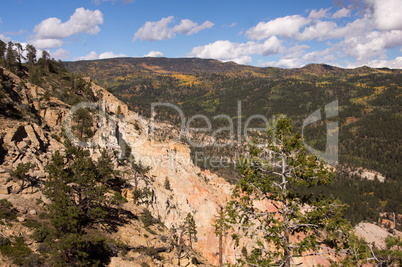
top-left (66, 58), bottom-right (402, 226)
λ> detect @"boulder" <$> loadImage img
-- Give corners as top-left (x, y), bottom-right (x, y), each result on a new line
top-left (0, 186), bottom-right (9, 194)
top-left (28, 209), bottom-right (37, 215)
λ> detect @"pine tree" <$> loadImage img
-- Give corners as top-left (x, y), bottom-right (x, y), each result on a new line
top-left (96, 148), bottom-right (115, 186)
top-left (72, 108), bottom-right (94, 141)
top-left (225, 115), bottom-right (352, 266)
top-left (38, 50), bottom-right (50, 73)
top-left (5, 41), bottom-right (16, 70)
top-left (25, 44), bottom-right (37, 66)
top-left (213, 205), bottom-right (226, 266)
top-left (14, 43), bottom-right (25, 70)
top-left (11, 162), bottom-right (34, 193)
top-left (44, 144), bottom-right (110, 265)
top-left (129, 159), bottom-right (151, 205)
top-left (184, 213), bottom-right (197, 248)
top-left (0, 40), bottom-right (6, 61)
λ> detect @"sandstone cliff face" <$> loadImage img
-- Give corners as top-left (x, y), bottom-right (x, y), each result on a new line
top-left (89, 82), bottom-right (238, 265)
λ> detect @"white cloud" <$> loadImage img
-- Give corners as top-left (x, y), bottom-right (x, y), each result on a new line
top-left (332, 8), bottom-right (351, 19)
top-left (258, 44), bottom-right (309, 68)
top-left (342, 30), bottom-right (402, 61)
top-left (74, 51), bottom-right (99, 61)
top-left (347, 57), bottom-right (402, 68)
top-left (366, 57), bottom-right (402, 68)
top-left (133, 16), bottom-right (175, 41)
top-left (99, 51), bottom-right (127, 59)
top-left (0, 34), bottom-right (11, 43)
top-left (74, 51), bottom-right (127, 61)
top-left (302, 48), bottom-right (336, 63)
top-left (29, 39), bottom-right (63, 49)
top-left (33, 8), bottom-right (103, 39)
top-left (31, 8), bottom-right (103, 50)
top-left (246, 15), bottom-right (308, 40)
top-left (187, 37), bottom-right (283, 64)
top-left (4, 29), bottom-right (25, 36)
top-left (298, 21), bottom-right (339, 41)
top-left (51, 48), bottom-right (70, 60)
top-left (308, 8), bottom-right (331, 19)
top-left (259, 58), bottom-right (304, 68)
top-left (222, 23), bottom-right (237, 28)
top-left (144, 51), bottom-right (164, 57)
top-left (133, 16), bottom-right (213, 42)
top-left (366, 0), bottom-right (402, 30)
top-left (173, 19), bottom-right (214, 35)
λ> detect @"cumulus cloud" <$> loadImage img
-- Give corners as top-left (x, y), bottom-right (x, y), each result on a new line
top-left (33, 8), bottom-right (103, 39)
top-left (365, 57), bottom-right (402, 68)
top-left (133, 16), bottom-right (214, 42)
top-left (366, 0), bottom-right (402, 31)
top-left (74, 51), bottom-right (99, 61)
top-left (173, 19), bottom-right (214, 35)
top-left (342, 30), bottom-right (402, 61)
top-left (346, 57), bottom-right (402, 68)
top-left (0, 34), bottom-right (11, 42)
top-left (51, 48), bottom-right (70, 60)
top-left (99, 51), bottom-right (127, 59)
top-left (246, 15), bottom-right (308, 40)
top-left (31, 7), bottom-right (103, 49)
top-left (144, 51), bottom-right (164, 57)
top-left (308, 8), bottom-right (331, 19)
top-left (133, 16), bottom-right (175, 41)
top-left (332, 7), bottom-right (351, 18)
top-left (258, 45), bottom-right (310, 68)
top-left (302, 48), bottom-right (336, 63)
top-left (29, 39), bottom-right (63, 49)
top-left (187, 36), bottom-right (283, 64)
top-left (298, 21), bottom-right (339, 41)
top-left (74, 51), bottom-right (127, 61)
top-left (260, 58), bottom-right (305, 68)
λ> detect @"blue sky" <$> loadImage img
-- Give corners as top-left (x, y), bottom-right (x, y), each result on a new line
top-left (1, 0), bottom-right (401, 68)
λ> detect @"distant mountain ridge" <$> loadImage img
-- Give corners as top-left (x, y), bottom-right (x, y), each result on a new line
top-left (65, 57), bottom-right (257, 75)
top-left (65, 57), bottom-right (401, 76)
